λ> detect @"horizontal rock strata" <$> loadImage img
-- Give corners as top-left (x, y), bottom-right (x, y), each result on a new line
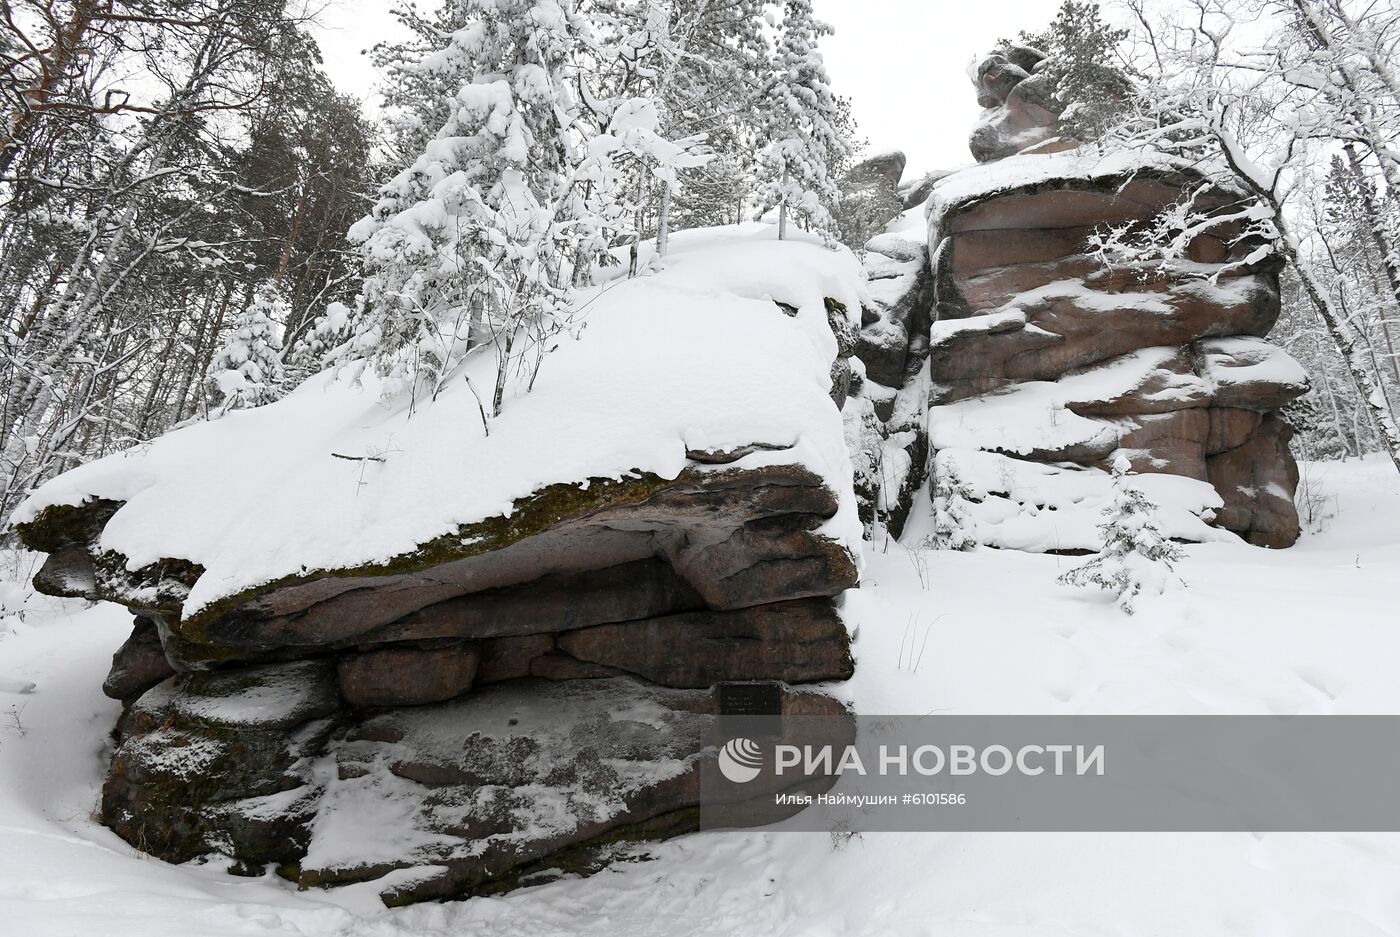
top-left (923, 158), bottom-right (1306, 548)
top-left (21, 453), bottom-right (859, 901)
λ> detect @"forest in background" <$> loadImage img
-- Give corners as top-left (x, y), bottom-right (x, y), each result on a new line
top-left (1, 0), bottom-right (1398, 533)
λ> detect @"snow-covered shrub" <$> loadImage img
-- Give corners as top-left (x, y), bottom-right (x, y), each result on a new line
top-left (1058, 455), bottom-right (1183, 614)
top-left (206, 283), bottom-right (287, 413)
top-left (928, 465), bottom-right (978, 551)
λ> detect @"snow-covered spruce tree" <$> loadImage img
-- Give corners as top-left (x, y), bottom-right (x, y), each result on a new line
top-left (340, 0), bottom-right (603, 416)
top-left (1059, 456), bottom-right (1183, 614)
top-left (284, 300), bottom-right (353, 382)
top-left (371, 1), bottom-right (476, 169)
top-left (653, 0), bottom-right (772, 232)
top-left (206, 283), bottom-right (287, 413)
top-left (756, 0), bottom-right (852, 240)
top-left (928, 465), bottom-right (978, 551)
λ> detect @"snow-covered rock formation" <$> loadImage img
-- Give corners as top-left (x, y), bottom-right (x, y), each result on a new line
top-left (8, 46), bottom-right (1313, 902)
top-left (847, 53), bottom-right (1307, 550)
top-left (14, 230), bottom-right (862, 902)
top-left (967, 44), bottom-right (1073, 163)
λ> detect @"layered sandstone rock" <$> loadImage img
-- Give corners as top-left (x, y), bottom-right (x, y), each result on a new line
top-left (921, 152), bottom-right (1306, 549)
top-left (846, 55), bottom-right (1306, 548)
top-left (19, 454), bottom-right (858, 899)
top-left (22, 460), bottom-right (857, 673)
top-left (15, 239), bottom-right (863, 903)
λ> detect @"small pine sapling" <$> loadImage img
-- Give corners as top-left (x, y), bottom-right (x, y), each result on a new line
top-left (206, 283), bottom-right (287, 413)
top-left (928, 465), bottom-right (978, 551)
top-left (1058, 455), bottom-right (1183, 613)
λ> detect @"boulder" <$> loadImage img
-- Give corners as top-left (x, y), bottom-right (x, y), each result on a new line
top-left (969, 73), bottom-right (1064, 163)
top-left (855, 317), bottom-right (911, 388)
top-left (830, 357), bottom-right (854, 407)
top-left (103, 616), bottom-right (176, 701)
top-left (22, 456), bottom-right (861, 903)
top-left (104, 661), bottom-right (340, 867)
top-left (20, 452), bottom-right (860, 902)
top-left (979, 57), bottom-right (1031, 103)
top-left (1003, 44), bottom-right (1046, 75)
top-left (849, 151), bottom-right (906, 190)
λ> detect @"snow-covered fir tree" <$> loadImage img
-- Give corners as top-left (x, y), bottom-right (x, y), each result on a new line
top-left (928, 465), bottom-right (978, 551)
top-left (205, 283), bottom-right (287, 413)
top-left (339, 0), bottom-right (604, 415)
top-left (284, 300), bottom-right (353, 383)
top-left (1058, 455), bottom-right (1184, 614)
top-left (756, 0), bottom-right (852, 240)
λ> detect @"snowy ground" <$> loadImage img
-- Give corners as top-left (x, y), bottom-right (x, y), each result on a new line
top-left (3, 455), bottom-right (1399, 936)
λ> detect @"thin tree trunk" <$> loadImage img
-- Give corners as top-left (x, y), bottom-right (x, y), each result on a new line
top-left (276, 183), bottom-right (308, 282)
top-left (778, 164), bottom-right (789, 240)
top-left (656, 181), bottom-right (672, 258)
top-left (629, 171), bottom-right (646, 277)
top-left (491, 327), bottom-right (514, 418)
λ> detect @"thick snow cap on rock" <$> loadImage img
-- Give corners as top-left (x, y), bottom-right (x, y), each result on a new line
top-left (930, 448), bottom-right (1232, 553)
top-left (924, 147), bottom-right (1239, 248)
top-left (16, 224), bottom-right (866, 618)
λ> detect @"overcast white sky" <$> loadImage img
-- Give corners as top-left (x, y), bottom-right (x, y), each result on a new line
top-left (309, 0), bottom-right (1063, 175)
